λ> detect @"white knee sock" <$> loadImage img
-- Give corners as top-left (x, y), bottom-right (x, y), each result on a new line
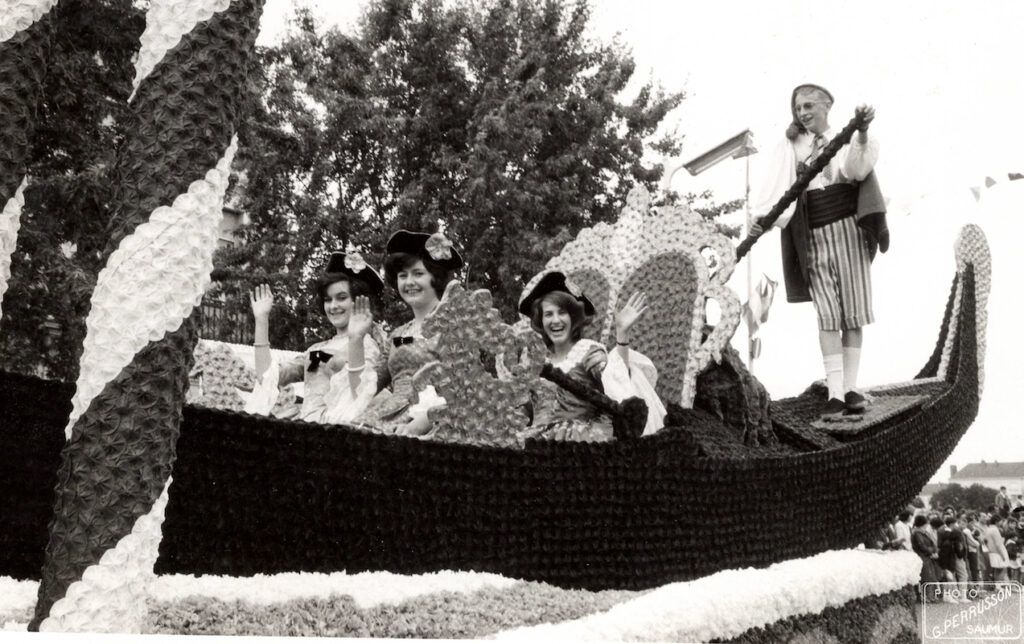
top-left (843, 347), bottom-right (861, 393)
top-left (823, 353), bottom-right (844, 400)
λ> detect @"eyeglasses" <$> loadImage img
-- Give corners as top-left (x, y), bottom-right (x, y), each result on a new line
top-left (794, 101), bottom-right (824, 111)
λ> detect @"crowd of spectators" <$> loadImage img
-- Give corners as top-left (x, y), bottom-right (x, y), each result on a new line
top-left (872, 503), bottom-right (1022, 603)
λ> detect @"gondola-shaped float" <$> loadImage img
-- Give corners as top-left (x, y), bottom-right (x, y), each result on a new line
top-left (1, 183), bottom-right (991, 592)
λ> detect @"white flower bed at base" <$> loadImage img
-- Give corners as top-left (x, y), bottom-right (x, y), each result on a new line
top-left (0, 549), bottom-right (920, 638)
top-left (494, 549), bottom-right (921, 642)
top-left (149, 569), bottom-right (520, 609)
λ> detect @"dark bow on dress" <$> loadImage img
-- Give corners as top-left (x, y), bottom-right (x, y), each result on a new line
top-left (307, 350), bottom-right (333, 372)
top-left (393, 336), bottom-right (415, 348)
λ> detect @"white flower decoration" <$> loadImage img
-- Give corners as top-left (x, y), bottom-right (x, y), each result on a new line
top-left (344, 252), bottom-right (367, 273)
top-left (425, 232), bottom-right (453, 261)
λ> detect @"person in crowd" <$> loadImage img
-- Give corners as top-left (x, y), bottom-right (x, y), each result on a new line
top-left (249, 252), bottom-right (384, 423)
top-left (1005, 524), bottom-right (1020, 584)
top-left (963, 513), bottom-right (982, 589)
top-left (912, 514), bottom-right (943, 603)
top-left (748, 84), bottom-right (883, 421)
top-left (934, 516), bottom-right (958, 603)
top-left (941, 516), bottom-right (970, 602)
top-left (353, 230), bottom-right (462, 436)
top-left (894, 511), bottom-right (913, 551)
top-left (516, 271), bottom-right (666, 440)
top-left (982, 513), bottom-right (1010, 583)
top-left (978, 512), bottom-right (993, 582)
top-left (995, 487), bottom-right (1012, 518)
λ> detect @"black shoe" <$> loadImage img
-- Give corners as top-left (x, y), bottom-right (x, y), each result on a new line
top-left (844, 391), bottom-right (867, 414)
top-left (819, 398), bottom-right (846, 421)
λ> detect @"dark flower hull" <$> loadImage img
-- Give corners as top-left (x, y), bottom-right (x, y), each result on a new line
top-left (0, 270), bottom-right (979, 591)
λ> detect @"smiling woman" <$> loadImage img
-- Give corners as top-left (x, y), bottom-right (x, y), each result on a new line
top-left (353, 230), bottom-right (464, 436)
top-left (517, 270), bottom-right (666, 441)
top-left (247, 251), bottom-right (385, 424)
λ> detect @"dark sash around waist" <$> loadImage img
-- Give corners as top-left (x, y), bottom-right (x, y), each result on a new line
top-left (805, 183), bottom-right (857, 229)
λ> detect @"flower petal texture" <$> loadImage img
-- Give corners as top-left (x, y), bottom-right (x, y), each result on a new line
top-left (39, 482), bottom-right (171, 633)
top-left (0, 0), bottom-right (57, 44)
top-left (0, 179), bottom-right (26, 321)
top-left (130, 0), bottom-right (232, 100)
top-left (64, 139), bottom-right (237, 439)
top-left (30, 0), bottom-right (265, 631)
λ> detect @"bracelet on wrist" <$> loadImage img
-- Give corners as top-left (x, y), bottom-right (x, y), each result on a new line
top-left (346, 364), bottom-right (365, 372)
top-left (254, 342), bottom-right (269, 347)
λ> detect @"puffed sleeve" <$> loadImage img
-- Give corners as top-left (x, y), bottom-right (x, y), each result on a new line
top-left (322, 335), bottom-right (382, 424)
top-left (278, 352), bottom-right (306, 387)
top-left (841, 132), bottom-right (879, 182)
top-left (580, 342), bottom-right (608, 386)
top-left (372, 328), bottom-right (394, 393)
top-left (245, 351), bottom-right (305, 416)
top-left (601, 348), bottom-right (667, 435)
top-left (752, 139), bottom-right (799, 229)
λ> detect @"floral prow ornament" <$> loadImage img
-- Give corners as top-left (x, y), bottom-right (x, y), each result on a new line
top-left (28, 0), bottom-right (265, 633)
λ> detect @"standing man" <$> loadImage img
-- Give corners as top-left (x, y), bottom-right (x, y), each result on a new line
top-left (750, 84), bottom-right (888, 420)
top-left (995, 486), bottom-right (1012, 518)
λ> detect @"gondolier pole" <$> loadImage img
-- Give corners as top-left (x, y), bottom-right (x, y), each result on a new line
top-left (735, 111), bottom-right (868, 260)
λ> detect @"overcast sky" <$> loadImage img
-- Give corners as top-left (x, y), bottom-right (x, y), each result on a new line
top-left (258, 0), bottom-right (1024, 481)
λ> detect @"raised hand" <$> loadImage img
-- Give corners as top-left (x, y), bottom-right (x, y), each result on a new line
top-left (749, 218), bottom-right (765, 238)
top-left (249, 284), bottom-right (274, 320)
top-left (348, 295), bottom-right (373, 338)
top-left (855, 104), bottom-right (875, 132)
top-left (615, 291), bottom-right (648, 342)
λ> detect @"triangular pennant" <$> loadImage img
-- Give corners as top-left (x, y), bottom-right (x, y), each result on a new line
top-left (970, 187), bottom-right (982, 201)
top-left (984, 176), bottom-right (997, 188)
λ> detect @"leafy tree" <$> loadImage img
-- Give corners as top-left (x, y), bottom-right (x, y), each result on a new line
top-left (212, 0), bottom-right (700, 350)
top-left (0, 0), bottom-right (145, 379)
top-left (929, 483), bottom-right (1001, 512)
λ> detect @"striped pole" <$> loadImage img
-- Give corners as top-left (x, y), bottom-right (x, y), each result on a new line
top-left (0, 0), bottom-right (59, 321)
top-left (30, 0), bottom-right (264, 632)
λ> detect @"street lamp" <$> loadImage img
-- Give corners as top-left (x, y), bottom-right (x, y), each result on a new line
top-left (661, 129), bottom-right (761, 371)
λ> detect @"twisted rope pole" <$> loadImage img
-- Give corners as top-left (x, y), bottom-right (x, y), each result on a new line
top-left (735, 112), bottom-right (868, 260)
top-left (0, 0), bottom-right (59, 322)
top-left (30, 0), bottom-right (264, 632)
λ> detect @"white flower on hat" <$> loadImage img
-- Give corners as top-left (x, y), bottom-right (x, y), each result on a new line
top-left (425, 232), bottom-right (453, 261)
top-left (344, 252), bottom-right (367, 273)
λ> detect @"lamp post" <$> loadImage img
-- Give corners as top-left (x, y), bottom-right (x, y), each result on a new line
top-left (661, 129), bottom-right (759, 371)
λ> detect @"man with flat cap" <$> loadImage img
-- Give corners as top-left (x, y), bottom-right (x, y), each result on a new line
top-left (749, 84), bottom-right (888, 421)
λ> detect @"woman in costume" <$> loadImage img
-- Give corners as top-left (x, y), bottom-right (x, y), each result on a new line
top-left (982, 514), bottom-right (1010, 583)
top-left (248, 251), bottom-right (384, 424)
top-left (517, 271), bottom-right (665, 441)
top-left (352, 230), bottom-right (463, 436)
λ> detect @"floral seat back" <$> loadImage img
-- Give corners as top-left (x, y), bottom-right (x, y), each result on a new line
top-left (520, 185), bottom-right (742, 408)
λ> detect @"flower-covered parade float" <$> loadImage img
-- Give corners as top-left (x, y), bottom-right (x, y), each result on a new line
top-left (0, 0), bottom-right (991, 641)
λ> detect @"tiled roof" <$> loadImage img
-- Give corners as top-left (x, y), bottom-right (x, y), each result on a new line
top-left (952, 462), bottom-right (1024, 479)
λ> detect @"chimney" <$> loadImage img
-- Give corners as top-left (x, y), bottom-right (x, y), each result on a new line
top-left (950, 465), bottom-right (958, 477)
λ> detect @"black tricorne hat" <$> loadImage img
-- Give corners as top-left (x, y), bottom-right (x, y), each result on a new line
top-left (385, 230), bottom-right (464, 271)
top-left (518, 270), bottom-right (595, 317)
top-left (323, 251), bottom-right (385, 295)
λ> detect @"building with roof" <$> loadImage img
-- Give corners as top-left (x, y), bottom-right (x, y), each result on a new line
top-left (949, 461), bottom-right (1024, 505)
